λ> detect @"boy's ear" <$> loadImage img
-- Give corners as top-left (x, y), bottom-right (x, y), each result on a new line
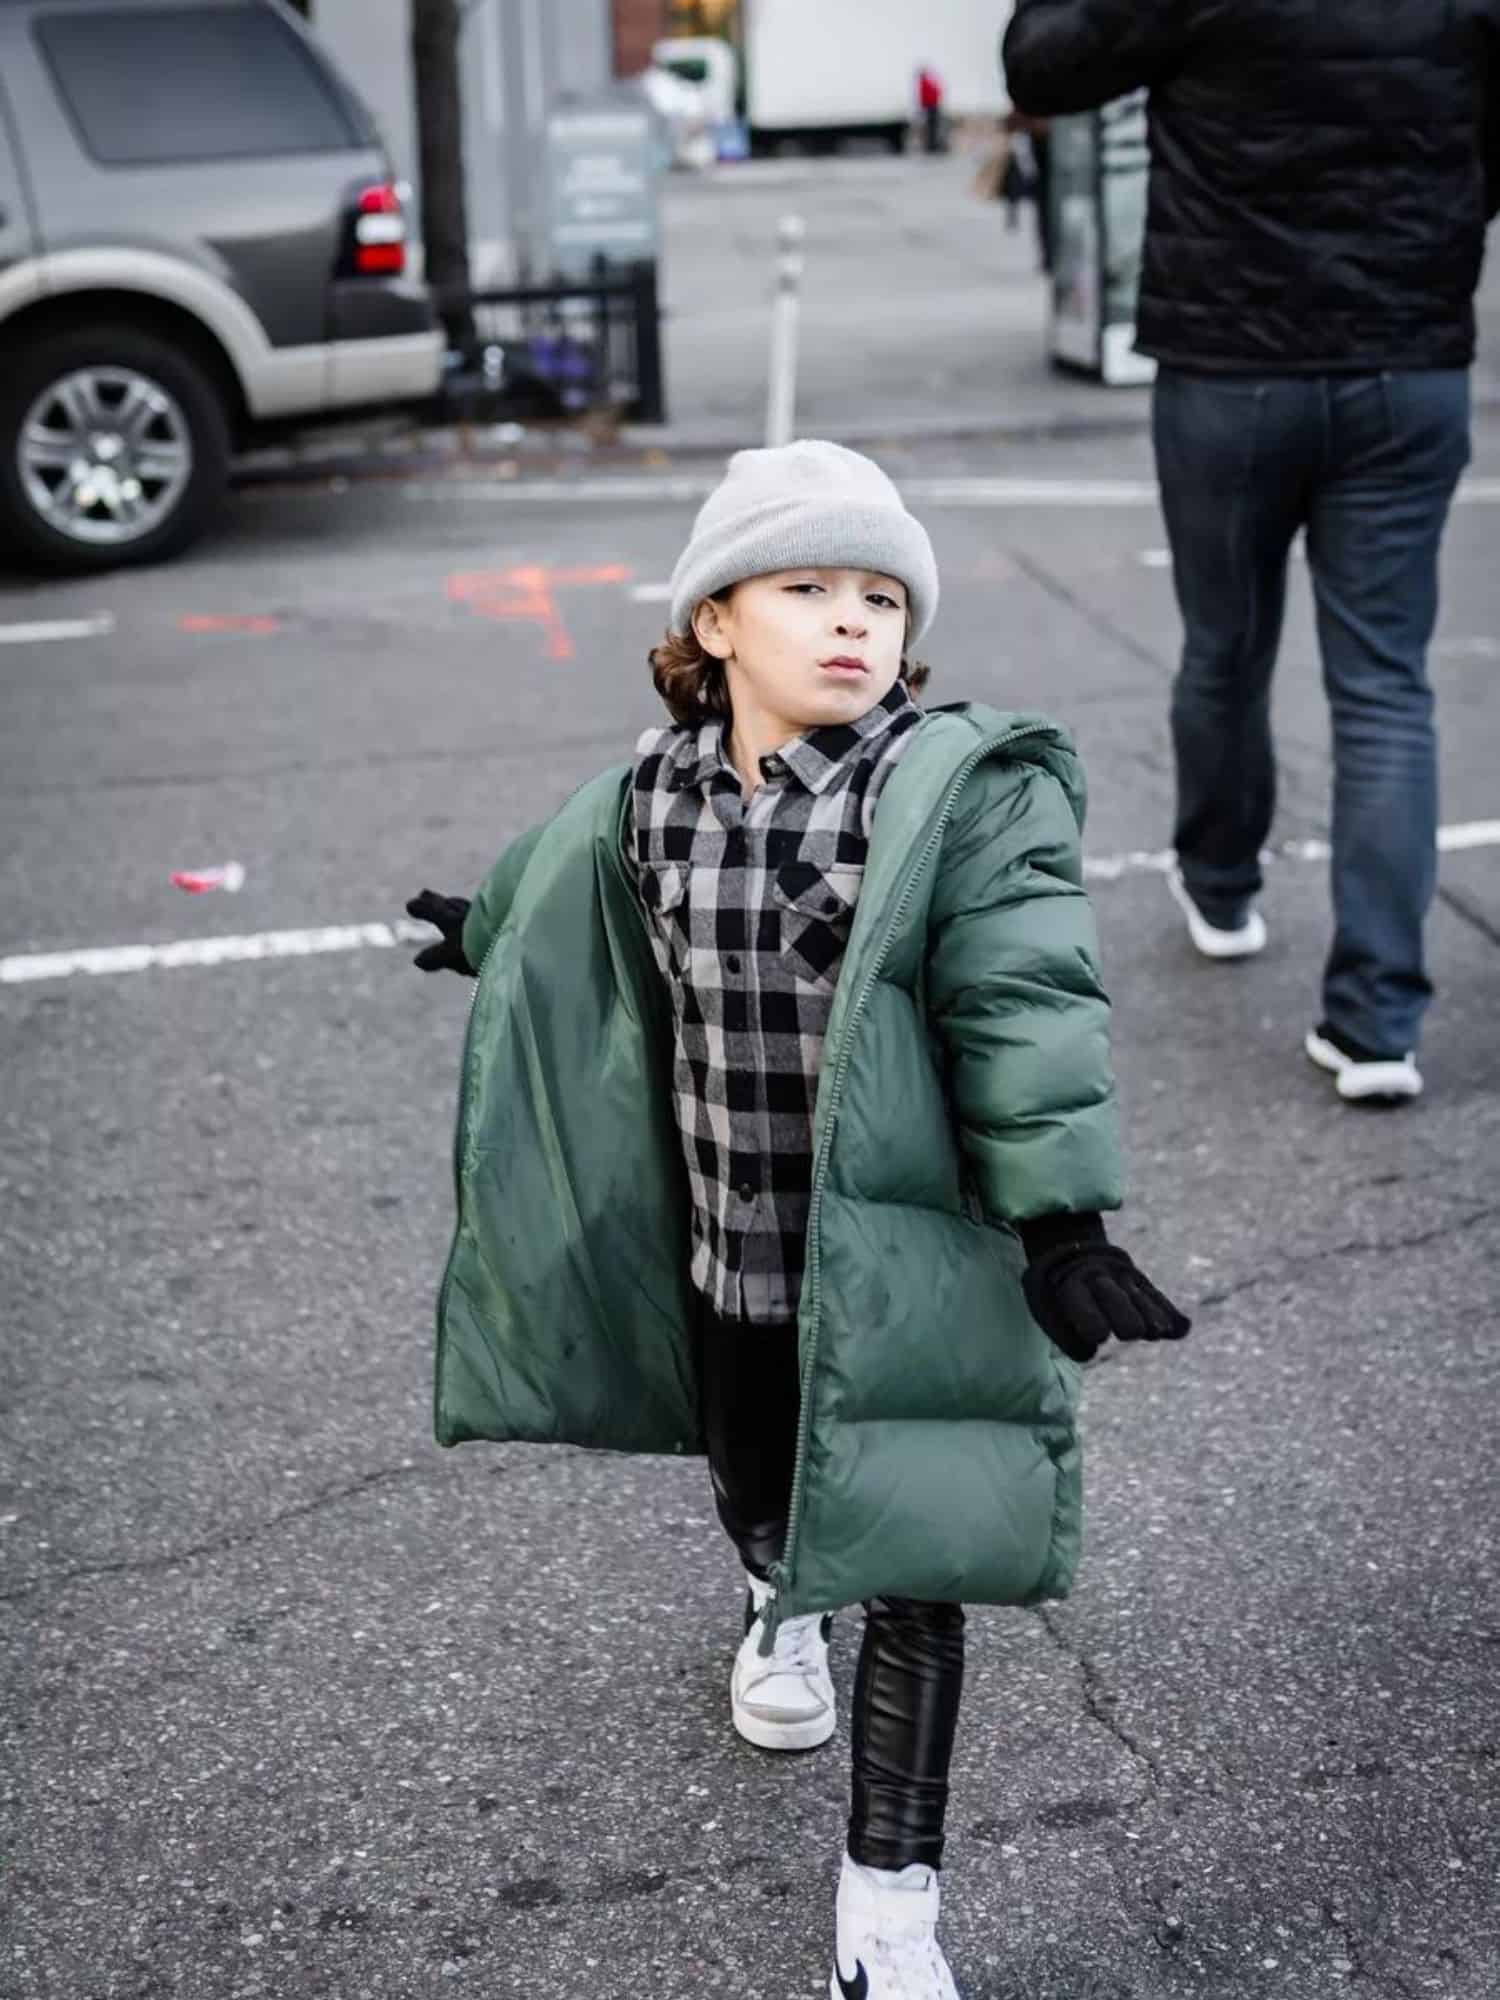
top-left (692, 595), bottom-right (734, 661)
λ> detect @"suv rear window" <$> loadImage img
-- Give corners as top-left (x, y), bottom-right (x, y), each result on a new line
top-left (35, 5), bottom-right (370, 164)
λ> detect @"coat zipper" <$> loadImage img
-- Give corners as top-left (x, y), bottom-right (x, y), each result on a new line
top-left (758, 725), bottom-right (1048, 1652)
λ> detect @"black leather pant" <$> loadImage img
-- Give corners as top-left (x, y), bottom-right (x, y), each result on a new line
top-left (697, 1307), bottom-right (965, 1871)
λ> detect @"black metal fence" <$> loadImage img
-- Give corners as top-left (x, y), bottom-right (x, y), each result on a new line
top-left (437, 260), bottom-right (666, 427)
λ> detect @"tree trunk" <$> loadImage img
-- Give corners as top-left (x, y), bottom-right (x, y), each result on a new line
top-left (410, 0), bottom-right (474, 348)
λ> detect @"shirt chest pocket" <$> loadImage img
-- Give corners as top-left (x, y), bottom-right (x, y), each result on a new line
top-left (773, 863), bottom-right (862, 985)
top-left (641, 862), bottom-right (690, 971)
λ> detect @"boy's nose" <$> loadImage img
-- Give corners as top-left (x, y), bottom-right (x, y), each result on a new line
top-left (834, 607), bottom-right (869, 638)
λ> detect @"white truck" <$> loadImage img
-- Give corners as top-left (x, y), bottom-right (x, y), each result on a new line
top-left (740, 0), bottom-right (1006, 156)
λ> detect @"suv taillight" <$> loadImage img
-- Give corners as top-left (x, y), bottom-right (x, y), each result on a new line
top-left (340, 182), bottom-right (407, 278)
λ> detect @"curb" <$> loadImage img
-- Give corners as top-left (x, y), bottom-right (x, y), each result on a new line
top-left (230, 405), bottom-right (1157, 492)
top-left (231, 375), bottom-right (1500, 494)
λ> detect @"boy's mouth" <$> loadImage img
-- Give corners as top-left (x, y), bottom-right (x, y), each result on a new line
top-left (819, 655), bottom-right (868, 675)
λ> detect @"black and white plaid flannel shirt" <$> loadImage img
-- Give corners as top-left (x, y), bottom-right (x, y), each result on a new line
top-left (630, 681), bottom-right (922, 1325)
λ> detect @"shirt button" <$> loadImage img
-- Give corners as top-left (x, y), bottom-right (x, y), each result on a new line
top-left (822, 897), bottom-right (840, 916)
top-left (726, 953), bottom-right (742, 974)
top-left (737, 1182), bottom-right (755, 1202)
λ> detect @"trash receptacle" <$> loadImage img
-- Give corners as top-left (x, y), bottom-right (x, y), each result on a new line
top-left (1047, 90), bottom-right (1154, 386)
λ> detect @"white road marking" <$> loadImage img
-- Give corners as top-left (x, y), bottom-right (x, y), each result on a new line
top-left (405, 476), bottom-right (718, 506)
top-left (1436, 636), bottom-right (1500, 659)
top-left (0, 615), bottom-right (115, 645)
top-left (1083, 821), bottom-right (1500, 881)
top-left (399, 473), bottom-right (1500, 509)
top-left (4, 827), bottom-right (1498, 986)
top-left (1081, 847), bottom-right (1175, 882)
top-left (0, 920), bottom-right (429, 985)
top-left (403, 475), bottom-right (1163, 507)
top-left (1436, 819), bottom-right (1500, 853)
top-left (911, 477), bottom-right (1162, 505)
top-left (629, 582), bottom-right (674, 602)
top-left (1140, 539), bottom-right (1309, 569)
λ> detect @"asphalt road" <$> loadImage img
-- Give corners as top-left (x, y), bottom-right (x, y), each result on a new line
top-left (2, 429), bottom-right (1498, 2000)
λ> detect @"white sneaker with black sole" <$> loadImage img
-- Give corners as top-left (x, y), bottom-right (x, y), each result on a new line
top-left (1167, 863), bottom-right (1268, 960)
top-left (731, 1573), bottom-right (835, 1752)
top-left (1305, 1025), bottom-right (1422, 1103)
top-left (830, 1852), bottom-right (961, 2000)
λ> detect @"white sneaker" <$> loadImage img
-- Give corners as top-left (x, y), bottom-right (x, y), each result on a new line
top-left (1305, 1027), bottom-right (1423, 1103)
top-left (830, 1852), bottom-right (961, 2000)
top-left (1167, 863), bottom-right (1268, 959)
top-left (731, 1575), bottom-right (835, 1752)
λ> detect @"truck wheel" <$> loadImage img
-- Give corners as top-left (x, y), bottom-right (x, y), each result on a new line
top-left (0, 324), bottom-right (231, 573)
top-left (885, 124), bottom-right (908, 156)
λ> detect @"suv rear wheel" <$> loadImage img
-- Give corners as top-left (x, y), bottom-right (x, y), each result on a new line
top-left (0, 324), bottom-right (231, 572)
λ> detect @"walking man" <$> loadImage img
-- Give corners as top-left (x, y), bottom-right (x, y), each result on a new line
top-left (1003, 0), bottom-right (1500, 1102)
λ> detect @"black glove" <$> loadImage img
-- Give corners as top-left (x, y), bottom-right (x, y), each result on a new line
top-left (404, 888), bottom-right (475, 976)
top-left (1018, 1214), bottom-right (1191, 1365)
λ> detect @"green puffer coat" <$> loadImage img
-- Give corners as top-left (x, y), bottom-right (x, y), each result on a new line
top-left (436, 704), bottom-right (1124, 1626)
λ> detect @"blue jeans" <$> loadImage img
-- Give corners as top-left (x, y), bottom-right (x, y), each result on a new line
top-left (1153, 367), bottom-right (1471, 1057)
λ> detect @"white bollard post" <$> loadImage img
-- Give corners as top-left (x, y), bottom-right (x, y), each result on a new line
top-left (764, 214), bottom-right (805, 448)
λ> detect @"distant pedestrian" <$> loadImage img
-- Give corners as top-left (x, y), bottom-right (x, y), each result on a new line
top-left (1001, 110), bottom-right (1053, 272)
top-left (1004, 0), bottom-right (1500, 1103)
top-left (917, 65), bottom-right (945, 154)
top-left (407, 441), bottom-right (1189, 1998)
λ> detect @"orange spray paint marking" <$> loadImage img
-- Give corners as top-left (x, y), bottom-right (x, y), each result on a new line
top-left (179, 614), bottom-right (281, 635)
top-left (447, 564), bottom-right (631, 662)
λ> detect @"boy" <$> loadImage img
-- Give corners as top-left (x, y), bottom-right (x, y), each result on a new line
top-left (408, 442), bottom-right (1189, 1999)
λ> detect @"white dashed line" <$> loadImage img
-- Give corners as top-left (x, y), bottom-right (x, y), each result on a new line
top-left (1080, 821), bottom-right (1500, 882)
top-left (0, 615), bottom-right (115, 645)
top-left (4, 825), bottom-right (1497, 986)
top-left (0, 920), bottom-right (430, 985)
top-left (1434, 819), bottom-right (1500, 853)
top-left (1436, 636), bottom-right (1500, 659)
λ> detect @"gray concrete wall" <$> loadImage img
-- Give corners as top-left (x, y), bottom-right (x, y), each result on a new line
top-left (307, 0), bottom-right (614, 280)
top-left (311, 0), bottom-right (417, 182)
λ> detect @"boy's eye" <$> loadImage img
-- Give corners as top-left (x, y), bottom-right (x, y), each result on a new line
top-left (782, 582), bottom-right (901, 609)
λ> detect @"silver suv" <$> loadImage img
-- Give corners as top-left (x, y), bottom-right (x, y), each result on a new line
top-left (0, 0), bottom-right (442, 570)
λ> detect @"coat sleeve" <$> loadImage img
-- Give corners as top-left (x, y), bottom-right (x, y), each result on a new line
top-left (1484, 5), bottom-right (1500, 220)
top-left (1002, 0), bottom-right (1187, 117)
top-left (926, 759), bottom-right (1123, 1226)
top-left (460, 824), bottom-right (546, 973)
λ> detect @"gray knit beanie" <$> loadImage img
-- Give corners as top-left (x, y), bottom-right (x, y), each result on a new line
top-left (668, 440), bottom-right (939, 642)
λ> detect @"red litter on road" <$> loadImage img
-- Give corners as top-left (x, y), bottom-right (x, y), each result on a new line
top-left (179, 615), bottom-right (281, 635)
top-left (171, 862), bottom-right (246, 895)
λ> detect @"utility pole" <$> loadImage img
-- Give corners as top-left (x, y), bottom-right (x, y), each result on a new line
top-left (410, 0), bottom-right (474, 344)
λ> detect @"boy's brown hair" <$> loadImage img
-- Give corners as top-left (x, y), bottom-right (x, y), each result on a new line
top-left (649, 588), bottom-right (932, 726)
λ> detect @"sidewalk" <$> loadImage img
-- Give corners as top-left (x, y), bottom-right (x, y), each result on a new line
top-left (237, 153), bottom-right (1500, 482)
top-left (643, 150), bottom-right (1154, 450)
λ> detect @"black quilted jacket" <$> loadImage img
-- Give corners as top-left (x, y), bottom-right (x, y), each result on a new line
top-left (1003, 0), bottom-right (1500, 372)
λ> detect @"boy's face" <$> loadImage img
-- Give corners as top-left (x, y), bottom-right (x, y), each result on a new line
top-left (694, 568), bottom-right (908, 738)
